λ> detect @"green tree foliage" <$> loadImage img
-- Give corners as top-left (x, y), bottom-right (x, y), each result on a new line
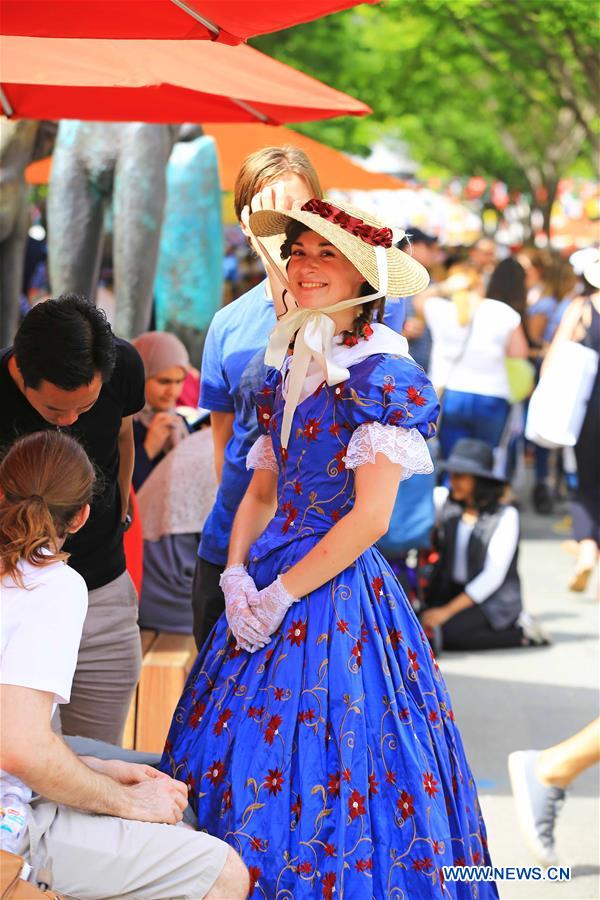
top-left (253, 0), bottom-right (598, 231)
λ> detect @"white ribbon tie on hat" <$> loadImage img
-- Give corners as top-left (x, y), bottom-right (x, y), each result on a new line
top-left (259, 240), bottom-right (389, 449)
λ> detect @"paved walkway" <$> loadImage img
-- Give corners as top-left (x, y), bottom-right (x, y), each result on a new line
top-left (440, 502), bottom-right (599, 900)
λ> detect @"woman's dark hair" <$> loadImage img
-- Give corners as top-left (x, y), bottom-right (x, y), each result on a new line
top-left (472, 476), bottom-right (506, 513)
top-left (0, 431), bottom-right (96, 586)
top-left (14, 294), bottom-right (116, 390)
top-left (280, 221), bottom-right (385, 341)
top-left (487, 257), bottom-right (527, 319)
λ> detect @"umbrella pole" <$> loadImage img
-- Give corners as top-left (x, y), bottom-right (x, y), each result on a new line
top-left (231, 98), bottom-right (271, 123)
top-left (0, 87), bottom-right (14, 117)
top-left (169, 0), bottom-right (220, 39)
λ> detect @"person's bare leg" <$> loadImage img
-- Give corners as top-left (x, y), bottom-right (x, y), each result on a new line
top-left (536, 717), bottom-right (600, 789)
top-left (569, 539), bottom-right (598, 592)
top-left (204, 847), bottom-right (249, 900)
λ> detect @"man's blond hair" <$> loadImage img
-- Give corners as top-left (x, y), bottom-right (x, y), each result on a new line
top-left (233, 146), bottom-right (322, 221)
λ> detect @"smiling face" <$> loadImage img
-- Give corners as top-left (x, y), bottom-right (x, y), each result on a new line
top-left (145, 365), bottom-right (187, 411)
top-left (23, 375), bottom-right (103, 426)
top-left (286, 229), bottom-right (366, 309)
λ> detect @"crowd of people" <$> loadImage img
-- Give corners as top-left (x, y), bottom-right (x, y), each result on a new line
top-left (1, 144), bottom-right (598, 898)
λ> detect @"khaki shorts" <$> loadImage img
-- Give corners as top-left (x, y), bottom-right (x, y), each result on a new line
top-left (26, 796), bottom-right (229, 900)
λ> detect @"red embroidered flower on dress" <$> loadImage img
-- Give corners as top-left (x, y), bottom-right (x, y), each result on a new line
top-left (222, 786), bottom-right (232, 810)
top-left (213, 708), bottom-right (232, 736)
top-left (336, 619), bottom-right (350, 634)
top-left (342, 768), bottom-right (352, 782)
top-left (185, 773), bottom-right (197, 792)
top-left (368, 773), bottom-right (379, 796)
top-left (274, 687), bottom-right (285, 701)
top-left (303, 418), bottom-right (321, 441)
top-left (351, 640), bottom-right (363, 667)
top-left (472, 850), bottom-right (481, 864)
top-left (454, 857), bottom-right (467, 867)
top-left (428, 709), bottom-right (439, 724)
top-left (408, 648), bottom-right (420, 671)
top-left (331, 509), bottom-right (342, 522)
top-left (388, 627), bottom-right (403, 650)
top-left (398, 789), bottom-right (415, 819)
top-left (348, 788), bottom-right (366, 820)
top-left (371, 575), bottom-right (384, 597)
top-left (298, 708), bottom-right (316, 724)
top-left (412, 856), bottom-right (433, 872)
top-left (389, 409), bottom-right (405, 425)
top-left (188, 700), bottom-right (206, 729)
top-left (292, 795), bottom-right (302, 821)
top-left (250, 836), bottom-right (264, 852)
top-left (386, 770), bottom-right (397, 785)
top-left (327, 771), bottom-right (341, 797)
top-left (407, 386), bottom-right (427, 407)
top-left (207, 759), bottom-right (225, 785)
top-left (281, 500), bottom-right (297, 534)
top-left (355, 857), bottom-right (373, 873)
top-left (258, 405), bottom-right (271, 426)
top-left (264, 714), bottom-right (282, 745)
top-left (247, 705), bottom-right (264, 720)
top-left (298, 860), bottom-right (312, 875)
top-left (383, 382), bottom-right (395, 395)
top-left (322, 872), bottom-right (336, 900)
top-left (432, 839), bottom-right (442, 854)
top-left (399, 707), bottom-right (410, 722)
top-left (334, 448), bottom-right (346, 471)
top-left (264, 767), bottom-right (285, 796)
top-left (329, 422), bottom-right (341, 436)
top-left (248, 865), bottom-right (261, 896)
top-left (280, 446), bottom-right (288, 464)
top-left (423, 771), bottom-right (440, 798)
top-left (324, 842), bottom-right (336, 857)
top-left (287, 619), bottom-right (307, 646)
top-left (293, 480), bottom-right (302, 495)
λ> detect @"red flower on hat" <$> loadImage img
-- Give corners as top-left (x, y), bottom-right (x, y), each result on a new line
top-left (300, 199), bottom-right (393, 248)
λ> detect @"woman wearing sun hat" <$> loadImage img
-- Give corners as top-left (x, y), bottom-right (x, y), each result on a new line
top-left (160, 199), bottom-right (498, 898)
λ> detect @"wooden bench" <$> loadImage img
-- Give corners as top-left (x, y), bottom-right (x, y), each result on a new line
top-left (123, 630), bottom-right (196, 753)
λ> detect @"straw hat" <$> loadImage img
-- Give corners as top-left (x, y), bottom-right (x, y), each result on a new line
top-left (249, 198), bottom-right (430, 297)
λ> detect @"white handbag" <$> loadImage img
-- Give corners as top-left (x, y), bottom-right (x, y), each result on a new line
top-left (525, 340), bottom-right (598, 448)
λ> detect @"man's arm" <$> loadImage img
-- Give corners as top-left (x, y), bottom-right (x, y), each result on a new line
top-left (0, 685), bottom-right (187, 824)
top-left (210, 411), bottom-right (235, 485)
top-left (117, 415), bottom-right (135, 519)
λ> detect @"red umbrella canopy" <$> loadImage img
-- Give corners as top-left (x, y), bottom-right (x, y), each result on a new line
top-left (0, 0), bottom-right (377, 43)
top-left (0, 37), bottom-right (370, 124)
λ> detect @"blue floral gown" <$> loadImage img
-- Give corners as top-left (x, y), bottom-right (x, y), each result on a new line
top-left (160, 352), bottom-right (498, 899)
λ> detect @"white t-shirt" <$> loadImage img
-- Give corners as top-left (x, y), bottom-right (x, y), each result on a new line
top-left (0, 557), bottom-right (88, 821)
top-left (425, 297), bottom-right (521, 399)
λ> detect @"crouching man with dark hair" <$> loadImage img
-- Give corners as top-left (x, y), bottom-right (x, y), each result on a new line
top-left (1, 295), bottom-right (144, 743)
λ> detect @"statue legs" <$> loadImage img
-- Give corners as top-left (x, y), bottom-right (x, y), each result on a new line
top-left (47, 145), bottom-right (104, 301)
top-left (112, 127), bottom-right (172, 337)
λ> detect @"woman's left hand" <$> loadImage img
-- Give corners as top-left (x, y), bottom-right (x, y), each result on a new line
top-left (421, 607), bottom-right (452, 629)
top-left (249, 575), bottom-right (298, 637)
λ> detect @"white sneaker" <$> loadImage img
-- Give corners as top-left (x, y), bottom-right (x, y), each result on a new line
top-left (508, 750), bottom-right (565, 866)
top-left (517, 612), bottom-right (552, 646)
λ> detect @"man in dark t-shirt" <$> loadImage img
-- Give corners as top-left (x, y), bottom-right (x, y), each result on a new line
top-left (0, 294), bottom-right (145, 744)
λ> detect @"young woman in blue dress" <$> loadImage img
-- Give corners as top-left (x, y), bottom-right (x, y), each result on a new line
top-left (161, 200), bottom-right (498, 899)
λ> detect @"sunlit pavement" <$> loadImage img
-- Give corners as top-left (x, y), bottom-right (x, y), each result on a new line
top-left (439, 500), bottom-right (599, 900)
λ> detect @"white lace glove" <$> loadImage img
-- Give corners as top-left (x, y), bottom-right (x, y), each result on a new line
top-left (220, 565), bottom-right (270, 652)
top-left (249, 575), bottom-right (298, 638)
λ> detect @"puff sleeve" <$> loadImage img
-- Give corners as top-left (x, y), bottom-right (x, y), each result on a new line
top-left (247, 369), bottom-right (280, 472)
top-left (342, 355), bottom-right (439, 479)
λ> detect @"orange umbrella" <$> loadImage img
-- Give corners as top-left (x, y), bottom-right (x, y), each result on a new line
top-left (1, 0), bottom-right (377, 43)
top-left (204, 124), bottom-right (404, 191)
top-left (26, 126), bottom-right (403, 191)
top-left (0, 36), bottom-right (370, 123)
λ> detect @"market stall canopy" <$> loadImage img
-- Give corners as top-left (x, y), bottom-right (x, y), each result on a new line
top-left (0, 36), bottom-right (370, 123)
top-left (26, 126), bottom-right (404, 191)
top-left (0, 0), bottom-right (377, 43)
top-left (204, 124), bottom-right (404, 191)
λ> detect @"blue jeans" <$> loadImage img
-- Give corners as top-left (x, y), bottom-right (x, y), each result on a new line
top-left (439, 390), bottom-right (510, 460)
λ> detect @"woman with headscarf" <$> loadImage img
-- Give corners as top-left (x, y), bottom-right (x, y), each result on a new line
top-left (131, 331), bottom-right (191, 491)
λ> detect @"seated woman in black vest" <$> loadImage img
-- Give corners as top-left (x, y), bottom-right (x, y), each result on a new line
top-left (422, 438), bottom-right (550, 651)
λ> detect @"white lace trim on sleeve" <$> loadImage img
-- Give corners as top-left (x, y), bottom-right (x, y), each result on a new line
top-left (343, 421), bottom-right (433, 480)
top-left (246, 434), bottom-right (278, 473)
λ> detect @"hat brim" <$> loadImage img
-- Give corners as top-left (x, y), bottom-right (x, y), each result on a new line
top-left (440, 457), bottom-right (507, 483)
top-left (249, 206), bottom-right (430, 298)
